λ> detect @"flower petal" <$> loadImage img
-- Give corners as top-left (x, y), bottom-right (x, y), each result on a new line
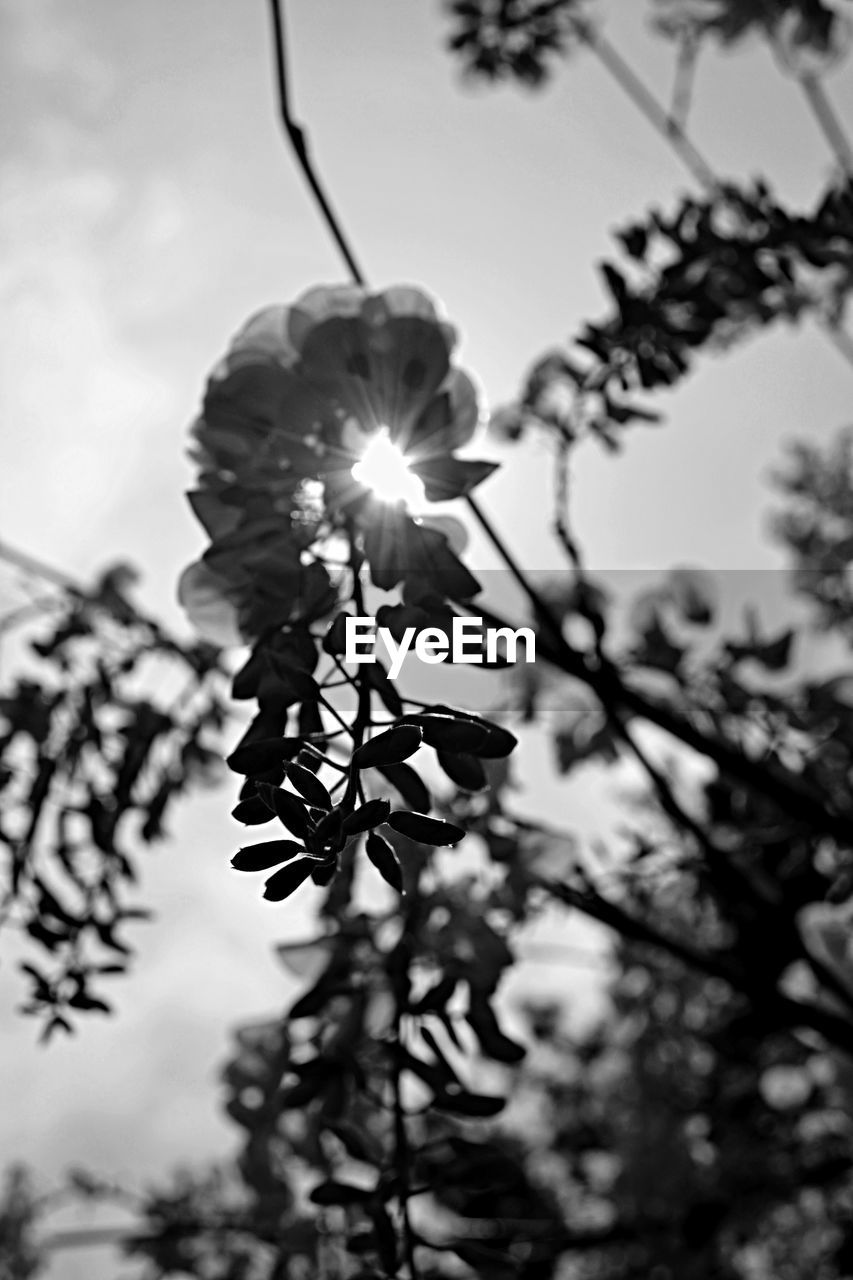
top-left (178, 560), bottom-right (245, 646)
top-left (408, 457), bottom-right (498, 502)
top-left (405, 368), bottom-right (482, 458)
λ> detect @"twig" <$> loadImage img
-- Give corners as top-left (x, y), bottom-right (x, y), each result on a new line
top-left (0, 538), bottom-right (80, 593)
top-left (799, 73), bottom-right (853, 177)
top-left (669, 29), bottom-right (700, 137)
top-left (570, 18), bottom-right (718, 190)
top-left (268, 0), bottom-right (367, 285)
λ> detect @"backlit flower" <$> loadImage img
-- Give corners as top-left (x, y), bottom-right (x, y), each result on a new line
top-left (179, 284), bottom-right (496, 643)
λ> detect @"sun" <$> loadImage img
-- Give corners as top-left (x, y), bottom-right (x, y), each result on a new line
top-left (351, 429), bottom-right (425, 506)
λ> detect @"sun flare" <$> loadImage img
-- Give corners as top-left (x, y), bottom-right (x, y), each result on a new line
top-left (351, 429), bottom-right (425, 506)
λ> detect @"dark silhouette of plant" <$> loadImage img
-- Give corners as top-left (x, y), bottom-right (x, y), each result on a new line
top-left (3, 1), bottom-right (853, 1277)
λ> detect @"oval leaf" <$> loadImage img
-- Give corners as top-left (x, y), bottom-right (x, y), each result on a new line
top-left (404, 714), bottom-right (489, 754)
top-left (353, 725), bottom-right (422, 770)
top-left (365, 831), bottom-right (403, 892)
top-left (227, 737), bottom-right (303, 775)
top-left (375, 761), bottom-right (432, 813)
top-left (466, 992), bottom-right (526, 1064)
top-left (258, 785), bottom-right (313, 840)
top-left (436, 750), bottom-right (488, 792)
top-left (434, 1088), bottom-right (506, 1118)
top-left (431, 705), bottom-right (518, 758)
top-left (285, 762), bottom-right (333, 810)
top-left (309, 1180), bottom-right (373, 1208)
top-left (386, 811), bottom-right (465, 847)
top-left (343, 799), bottom-right (392, 835)
top-left (231, 796), bottom-right (274, 825)
top-left (263, 858), bottom-right (314, 901)
top-left (232, 840), bottom-right (305, 872)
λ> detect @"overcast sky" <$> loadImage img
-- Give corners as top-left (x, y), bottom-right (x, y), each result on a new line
top-left (2, 1), bottom-right (852, 1274)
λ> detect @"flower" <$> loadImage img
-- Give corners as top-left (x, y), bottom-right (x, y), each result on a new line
top-left (179, 284), bottom-right (496, 643)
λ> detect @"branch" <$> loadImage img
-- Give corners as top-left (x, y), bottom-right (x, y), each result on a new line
top-left (268, 0), bottom-right (366, 285)
top-left (571, 18), bottom-right (718, 190)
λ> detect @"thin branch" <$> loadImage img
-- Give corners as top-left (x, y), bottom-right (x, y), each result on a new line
top-left (821, 318), bottom-right (853, 372)
top-left (0, 538), bottom-right (79, 593)
top-left (669, 29), bottom-right (700, 137)
top-left (268, 0), bottom-right (367, 285)
top-left (798, 73), bottom-right (853, 177)
top-left (571, 18), bottom-right (718, 190)
top-left (472, 593), bottom-right (853, 849)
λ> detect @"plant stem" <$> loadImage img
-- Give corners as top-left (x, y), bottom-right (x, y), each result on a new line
top-left (268, 0), bottom-right (367, 285)
top-left (571, 19), bottom-right (718, 190)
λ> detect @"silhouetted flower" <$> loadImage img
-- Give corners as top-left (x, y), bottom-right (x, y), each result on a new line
top-left (179, 284), bottom-right (494, 642)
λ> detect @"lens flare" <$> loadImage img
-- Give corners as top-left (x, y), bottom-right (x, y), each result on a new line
top-left (352, 429), bottom-right (425, 506)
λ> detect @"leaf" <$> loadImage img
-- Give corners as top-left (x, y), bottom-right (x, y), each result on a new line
top-left (403, 713), bottom-right (489, 754)
top-left (266, 656), bottom-right (321, 702)
top-left (263, 858), bottom-right (314, 901)
top-left (314, 807), bottom-right (343, 848)
top-left (232, 840), bottom-right (305, 872)
top-left (365, 831), bottom-right (403, 892)
top-left (322, 610), bottom-right (352, 655)
top-left (309, 1180), bottom-right (374, 1207)
top-left (430, 705), bottom-right (518, 758)
top-left (386, 812), bottom-right (465, 846)
top-left (226, 737), bottom-right (302, 775)
top-left (436, 750), bottom-right (488, 792)
top-left (466, 991), bottom-right (526, 1063)
top-left (258, 785), bottom-right (313, 840)
top-left (231, 796), bottom-right (275, 825)
top-left (343, 799), bottom-right (392, 835)
top-left (310, 859), bottom-right (337, 887)
top-left (375, 761), bottom-right (432, 812)
top-left (434, 1088), bottom-right (506, 1117)
top-left (408, 456), bottom-right (499, 502)
top-left (285, 762), bottom-right (332, 810)
top-left (353, 724), bottom-right (422, 770)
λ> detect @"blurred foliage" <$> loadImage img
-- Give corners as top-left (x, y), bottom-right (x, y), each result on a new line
top-left (492, 177), bottom-right (853, 448)
top-left (444, 0), bottom-right (853, 87)
top-left (0, 566), bottom-right (229, 1036)
top-left (3, 1), bottom-right (853, 1277)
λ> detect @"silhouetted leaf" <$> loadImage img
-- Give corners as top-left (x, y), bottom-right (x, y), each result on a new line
top-left (309, 1180), bottom-right (374, 1207)
top-left (232, 840), bottom-right (305, 872)
top-left (403, 713), bottom-right (488, 754)
top-left (263, 858), bottom-right (314, 901)
top-left (386, 812), bottom-right (465, 846)
top-left (365, 831), bottom-right (403, 892)
top-left (257, 784), bottom-right (313, 840)
top-left (231, 796), bottom-right (274, 825)
top-left (375, 761), bottom-right (432, 812)
top-left (227, 737), bottom-right (303, 775)
top-left (353, 725), bottom-right (423, 769)
top-left (430, 704), bottom-right (518, 757)
top-left (285, 762), bottom-right (332, 810)
top-left (343, 799), bottom-right (392, 835)
top-left (434, 1088), bottom-right (506, 1117)
top-left (436, 750), bottom-right (488, 791)
top-left (466, 991), bottom-right (526, 1063)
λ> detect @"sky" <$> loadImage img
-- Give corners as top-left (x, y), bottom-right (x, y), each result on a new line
top-left (1, 0), bottom-right (852, 1274)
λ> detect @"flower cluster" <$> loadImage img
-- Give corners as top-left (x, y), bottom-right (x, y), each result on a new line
top-left (179, 284), bottom-right (496, 644)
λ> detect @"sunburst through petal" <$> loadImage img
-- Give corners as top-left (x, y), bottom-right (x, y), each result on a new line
top-left (352, 428), bottom-right (425, 506)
